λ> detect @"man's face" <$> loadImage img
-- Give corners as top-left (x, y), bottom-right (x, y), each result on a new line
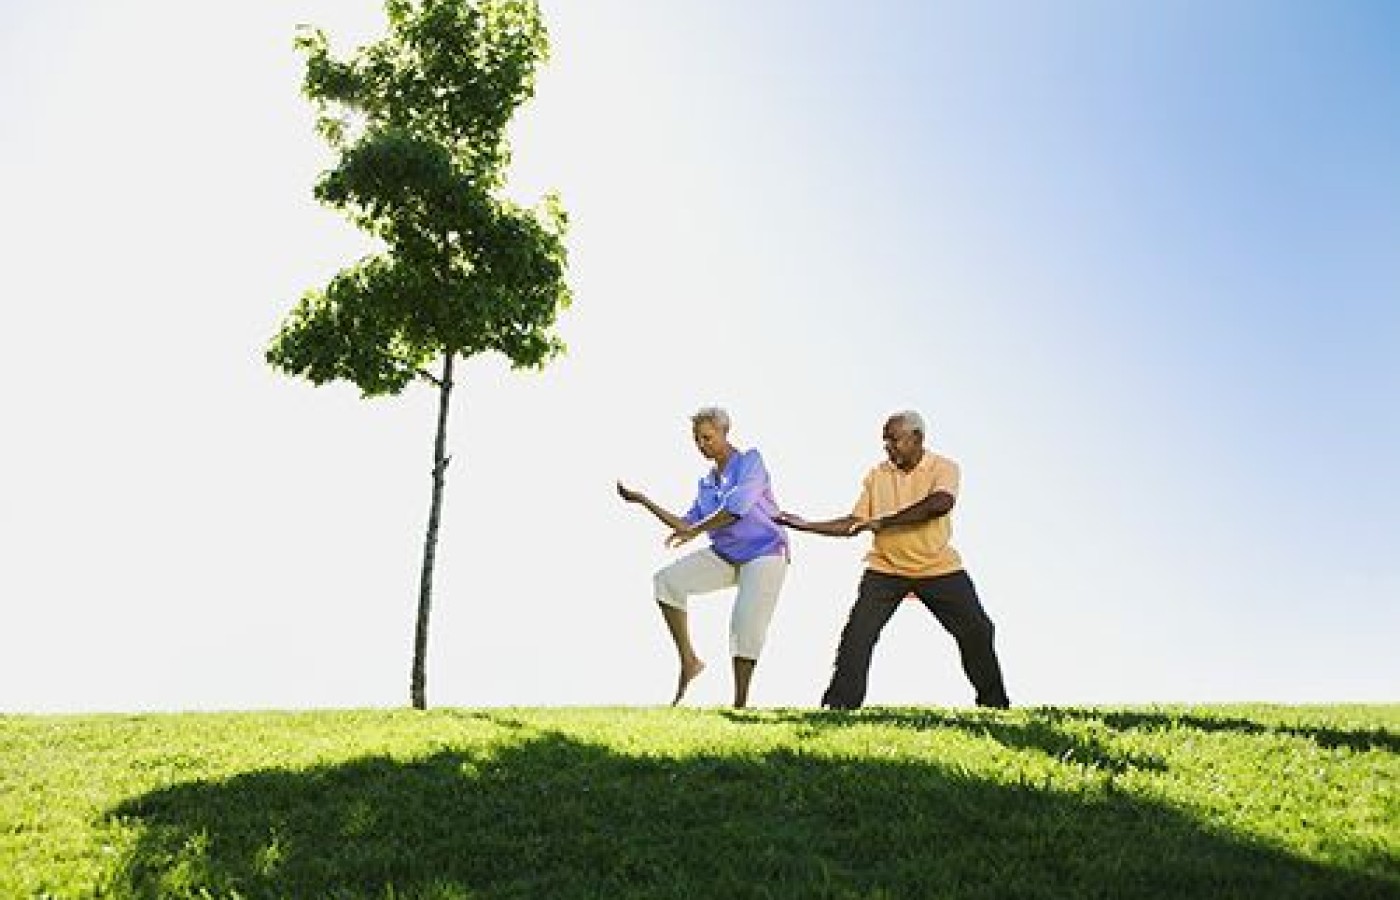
top-left (693, 420), bottom-right (728, 462)
top-left (882, 417), bottom-right (924, 470)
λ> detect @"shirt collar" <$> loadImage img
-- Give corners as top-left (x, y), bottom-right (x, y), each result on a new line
top-left (882, 450), bottom-right (934, 475)
top-left (707, 449), bottom-right (745, 486)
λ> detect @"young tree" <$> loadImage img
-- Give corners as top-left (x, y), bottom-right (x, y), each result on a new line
top-left (266, 0), bottom-right (570, 710)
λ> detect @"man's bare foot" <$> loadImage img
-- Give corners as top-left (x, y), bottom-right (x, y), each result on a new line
top-left (671, 658), bottom-right (705, 705)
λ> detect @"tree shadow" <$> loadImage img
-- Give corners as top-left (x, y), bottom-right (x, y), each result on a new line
top-left (105, 719), bottom-right (1396, 899)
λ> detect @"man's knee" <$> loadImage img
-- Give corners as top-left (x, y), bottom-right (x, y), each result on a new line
top-left (959, 614), bottom-right (995, 646)
top-left (841, 614), bottom-right (881, 645)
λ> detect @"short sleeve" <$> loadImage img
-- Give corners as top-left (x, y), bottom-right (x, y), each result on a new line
top-left (851, 470), bottom-right (875, 519)
top-left (683, 500), bottom-right (702, 525)
top-left (933, 458), bottom-right (961, 497)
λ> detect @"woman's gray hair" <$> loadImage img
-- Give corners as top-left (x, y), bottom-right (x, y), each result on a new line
top-left (891, 409), bottom-right (927, 435)
top-left (691, 406), bottom-right (731, 431)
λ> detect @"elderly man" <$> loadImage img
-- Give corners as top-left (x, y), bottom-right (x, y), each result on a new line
top-left (777, 410), bottom-right (1010, 710)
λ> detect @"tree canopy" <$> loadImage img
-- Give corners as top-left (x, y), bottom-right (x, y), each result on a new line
top-left (268, 0), bottom-right (570, 396)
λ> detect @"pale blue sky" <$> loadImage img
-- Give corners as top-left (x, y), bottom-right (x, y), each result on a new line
top-left (2, 1), bottom-right (1396, 712)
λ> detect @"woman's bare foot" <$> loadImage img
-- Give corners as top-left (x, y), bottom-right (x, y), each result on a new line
top-left (672, 658), bottom-right (706, 705)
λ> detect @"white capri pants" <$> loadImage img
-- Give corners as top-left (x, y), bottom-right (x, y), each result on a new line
top-left (654, 548), bottom-right (788, 659)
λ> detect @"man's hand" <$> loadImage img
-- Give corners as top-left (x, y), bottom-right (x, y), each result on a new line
top-left (665, 527), bottom-right (701, 549)
top-left (616, 481), bottom-right (645, 504)
top-left (774, 511), bottom-right (807, 529)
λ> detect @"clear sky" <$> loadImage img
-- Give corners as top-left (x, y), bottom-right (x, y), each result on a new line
top-left (2, 1), bottom-right (1396, 713)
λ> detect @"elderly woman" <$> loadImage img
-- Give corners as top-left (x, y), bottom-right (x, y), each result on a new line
top-left (617, 406), bottom-right (789, 708)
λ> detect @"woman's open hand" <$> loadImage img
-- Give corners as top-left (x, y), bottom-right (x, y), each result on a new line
top-left (665, 527), bottom-right (700, 549)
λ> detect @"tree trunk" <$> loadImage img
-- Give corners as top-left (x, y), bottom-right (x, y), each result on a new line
top-left (411, 352), bottom-right (454, 710)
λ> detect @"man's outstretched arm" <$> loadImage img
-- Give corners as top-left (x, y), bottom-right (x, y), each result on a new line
top-left (775, 511), bottom-right (863, 537)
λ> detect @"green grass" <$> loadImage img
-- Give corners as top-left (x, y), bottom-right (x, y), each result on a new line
top-left (2, 704), bottom-right (1396, 899)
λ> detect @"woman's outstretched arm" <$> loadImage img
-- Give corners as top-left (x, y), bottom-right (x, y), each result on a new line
top-left (616, 481), bottom-right (691, 533)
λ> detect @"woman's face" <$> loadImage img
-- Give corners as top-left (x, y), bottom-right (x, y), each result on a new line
top-left (692, 420), bottom-right (729, 462)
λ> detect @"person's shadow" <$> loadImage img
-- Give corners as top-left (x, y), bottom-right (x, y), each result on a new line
top-left (1045, 706), bottom-right (1400, 754)
top-left (108, 715), bottom-right (1394, 899)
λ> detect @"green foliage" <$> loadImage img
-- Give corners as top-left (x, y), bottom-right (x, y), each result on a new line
top-left (267, 0), bottom-right (570, 397)
top-left (3, 705), bottom-right (1397, 898)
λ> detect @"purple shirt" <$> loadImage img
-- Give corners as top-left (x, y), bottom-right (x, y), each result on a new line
top-left (684, 448), bottom-right (788, 564)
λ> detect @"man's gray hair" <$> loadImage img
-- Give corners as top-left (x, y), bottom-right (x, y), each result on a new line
top-left (691, 406), bottom-right (731, 430)
top-left (891, 409), bottom-right (927, 435)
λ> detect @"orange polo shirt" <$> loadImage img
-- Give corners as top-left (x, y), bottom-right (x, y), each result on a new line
top-left (852, 451), bottom-right (963, 578)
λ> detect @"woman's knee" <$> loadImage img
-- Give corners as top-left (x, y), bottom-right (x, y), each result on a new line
top-left (653, 567), bottom-right (684, 608)
top-left (730, 600), bottom-right (770, 658)
top-left (731, 565), bottom-right (784, 658)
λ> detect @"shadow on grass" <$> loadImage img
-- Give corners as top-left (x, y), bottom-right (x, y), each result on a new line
top-left (723, 708), bottom-right (1170, 775)
top-left (725, 703), bottom-right (1399, 766)
top-left (108, 722), bottom-right (1394, 900)
top-left (1043, 707), bottom-right (1400, 754)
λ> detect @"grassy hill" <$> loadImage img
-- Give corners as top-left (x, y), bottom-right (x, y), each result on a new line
top-left (2, 704), bottom-right (1396, 899)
